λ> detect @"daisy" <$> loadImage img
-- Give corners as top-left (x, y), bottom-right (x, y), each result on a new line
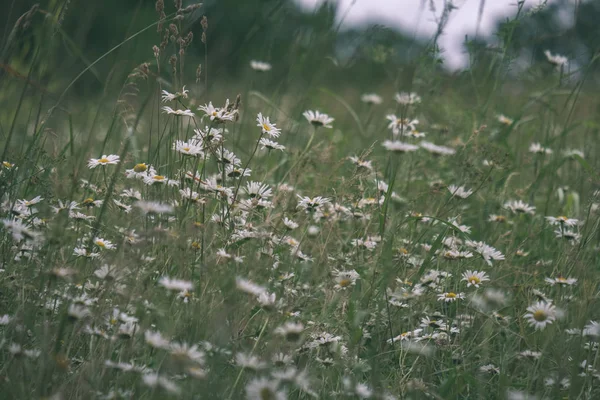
top-left (245, 181), bottom-right (272, 199)
top-left (161, 86), bottom-right (188, 102)
top-left (545, 276), bottom-right (577, 286)
top-left (394, 91), bottom-right (421, 105)
top-left (524, 301), bottom-right (556, 330)
top-left (113, 199), bottom-right (132, 213)
top-left (235, 277), bottom-right (266, 296)
top-left (466, 240), bottom-right (505, 266)
top-left (125, 163), bottom-right (149, 179)
top-left (198, 100), bottom-right (237, 123)
top-left (179, 188), bottom-right (203, 202)
top-left (419, 141), bottom-right (456, 156)
top-left (297, 195), bottom-right (330, 212)
top-left (529, 142), bottom-right (553, 155)
top-left (158, 276), bottom-right (193, 292)
top-left (497, 114), bottom-right (513, 125)
top-left (386, 115), bottom-right (418, 136)
top-left (215, 148), bottom-right (241, 166)
top-left (282, 217), bottom-right (299, 230)
top-left (250, 60), bottom-right (272, 71)
top-left (554, 229), bottom-right (581, 243)
top-left (563, 149), bottom-right (584, 159)
top-left (461, 270), bottom-right (489, 288)
top-left (274, 322), bottom-right (304, 343)
top-left (519, 350), bottom-right (542, 359)
top-left (245, 378), bottom-right (286, 400)
top-left (259, 138), bottom-right (285, 151)
top-left (437, 292), bottom-right (465, 302)
top-left (382, 140), bottom-right (419, 153)
top-left (88, 154), bottom-right (120, 168)
top-left (226, 165), bottom-right (252, 178)
top-left (545, 216), bottom-right (579, 227)
top-left (134, 201), bottom-right (174, 214)
top-left (94, 237), bottom-right (116, 250)
top-left (235, 352), bottom-right (267, 370)
top-left (504, 200), bottom-right (536, 215)
top-left (348, 156), bottom-right (373, 171)
top-left (256, 113), bottom-right (281, 138)
top-left (169, 342), bottom-right (205, 365)
top-left (192, 126), bottom-right (224, 145)
top-left (173, 140), bottom-right (204, 156)
top-left (488, 214), bottom-right (507, 223)
top-left (544, 50), bottom-right (568, 68)
top-left (161, 106), bottom-right (195, 117)
top-left (332, 270), bottom-right (360, 290)
top-left (360, 93), bottom-right (382, 105)
top-left (142, 374), bottom-right (180, 394)
top-left (303, 110), bottom-right (334, 128)
top-left (448, 185), bottom-right (473, 199)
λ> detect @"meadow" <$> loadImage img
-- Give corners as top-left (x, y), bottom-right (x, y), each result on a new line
top-left (1, 1), bottom-right (600, 399)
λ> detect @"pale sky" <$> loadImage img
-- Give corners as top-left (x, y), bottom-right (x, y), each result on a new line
top-left (295, 0), bottom-right (560, 69)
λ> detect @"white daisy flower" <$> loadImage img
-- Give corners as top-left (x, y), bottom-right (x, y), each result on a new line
top-left (504, 200), bottom-right (536, 215)
top-left (87, 154), bottom-right (120, 168)
top-left (419, 141), bottom-right (456, 156)
top-left (158, 276), bottom-right (193, 292)
top-left (448, 185), bottom-right (473, 199)
top-left (437, 292), bottom-right (465, 302)
top-left (161, 86), bottom-right (188, 102)
top-left (161, 106), bottom-right (195, 117)
top-left (545, 216), bottom-right (579, 227)
top-left (545, 276), bottom-right (577, 286)
top-left (394, 92), bottom-right (421, 105)
top-left (360, 93), bottom-right (382, 105)
top-left (250, 60), bottom-right (272, 71)
top-left (544, 50), bottom-right (568, 68)
top-left (303, 110), bottom-right (334, 128)
top-left (497, 114), bottom-right (513, 125)
top-left (524, 301), bottom-right (556, 330)
top-left (382, 140), bottom-right (419, 153)
top-left (259, 138), bottom-right (285, 151)
top-left (256, 113), bottom-right (281, 138)
top-left (461, 270), bottom-right (489, 288)
top-left (94, 237), bottom-right (116, 250)
top-left (173, 140), bottom-right (204, 156)
top-left (245, 378), bottom-right (286, 400)
top-left (332, 269), bottom-right (360, 290)
top-left (385, 115), bottom-right (418, 136)
top-left (297, 195), bottom-right (330, 212)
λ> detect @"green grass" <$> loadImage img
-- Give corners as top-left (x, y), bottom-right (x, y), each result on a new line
top-left (0, 1), bottom-right (600, 400)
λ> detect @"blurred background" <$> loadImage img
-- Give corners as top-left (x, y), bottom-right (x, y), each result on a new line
top-left (0, 0), bottom-right (598, 99)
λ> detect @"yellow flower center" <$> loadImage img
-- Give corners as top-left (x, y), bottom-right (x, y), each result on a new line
top-left (212, 111), bottom-right (218, 116)
top-left (262, 123), bottom-right (271, 131)
top-left (133, 163), bottom-right (147, 173)
top-left (83, 198), bottom-right (94, 205)
top-left (153, 175), bottom-right (165, 181)
top-left (95, 240), bottom-right (105, 248)
top-left (495, 215), bottom-right (506, 222)
top-left (533, 310), bottom-right (547, 322)
top-left (399, 248), bottom-right (409, 255)
top-left (469, 276), bottom-right (481, 284)
top-left (183, 147), bottom-right (191, 152)
top-left (338, 278), bottom-right (352, 287)
top-left (3, 161), bottom-right (13, 168)
top-left (446, 292), bottom-right (457, 298)
top-left (558, 216), bottom-right (568, 222)
top-left (98, 158), bottom-right (110, 164)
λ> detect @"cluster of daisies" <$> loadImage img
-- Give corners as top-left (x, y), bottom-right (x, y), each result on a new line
top-left (1, 55), bottom-right (599, 399)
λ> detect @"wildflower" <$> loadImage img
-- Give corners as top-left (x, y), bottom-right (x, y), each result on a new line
top-left (282, 217), bottom-right (299, 230)
top-left (161, 86), bottom-right (189, 102)
top-left (113, 199), bottom-right (132, 213)
top-left (529, 143), bottom-right (553, 155)
top-left (488, 214), bottom-right (507, 223)
top-left (519, 350), bottom-right (542, 359)
top-left (226, 165), bottom-right (252, 178)
top-left (245, 378), bottom-right (286, 400)
top-left (297, 195), bottom-right (330, 212)
top-left (419, 141), bottom-right (456, 156)
top-left (447, 185), bottom-right (473, 199)
top-left (216, 148), bottom-right (241, 166)
top-left (235, 352), bottom-right (267, 370)
top-left (2, 219), bottom-right (37, 241)
top-left (94, 237), bottom-right (116, 250)
top-left (544, 50), bottom-right (568, 68)
top-left (545, 216), bottom-right (579, 227)
top-left (437, 292), bottom-right (465, 302)
top-left (125, 163), bottom-right (149, 179)
top-left (162, 106), bottom-right (195, 117)
top-left (198, 100), bottom-right (237, 123)
top-left (169, 342), bottom-right (205, 365)
top-left (274, 322), bottom-right (304, 343)
top-left (259, 138), bottom-right (285, 151)
top-left (524, 301), bottom-right (556, 330)
top-left (545, 276), bottom-right (577, 286)
top-left (466, 240), bottom-right (505, 266)
top-left (94, 265), bottom-right (120, 281)
top-left (135, 201), bottom-right (174, 214)
top-left (158, 276), bottom-right (193, 292)
top-left (386, 115), bottom-right (418, 136)
top-left (68, 304), bottom-right (91, 321)
top-left (360, 93), bottom-right (382, 105)
top-left (554, 229), bottom-right (581, 243)
top-left (73, 247), bottom-right (100, 259)
top-left (87, 154), bottom-right (120, 168)
top-left (504, 200), bottom-right (536, 215)
top-left (333, 270), bottom-right (360, 290)
top-left (245, 181), bottom-right (273, 199)
top-left (497, 114), bottom-right (513, 125)
top-left (480, 364), bottom-right (500, 374)
top-left (145, 330), bottom-right (170, 349)
top-left (348, 156), bottom-right (373, 171)
top-left (173, 140), bottom-right (204, 156)
top-left (563, 149), bottom-right (584, 159)
top-left (256, 113), bottom-right (281, 138)
top-left (250, 60), bottom-right (272, 71)
top-left (461, 270), bottom-right (490, 288)
top-left (235, 277), bottom-right (266, 296)
top-left (303, 110), bottom-right (334, 128)
top-left (394, 92), bottom-right (421, 105)
top-left (382, 140), bottom-right (419, 153)
top-left (257, 292), bottom-right (278, 310)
